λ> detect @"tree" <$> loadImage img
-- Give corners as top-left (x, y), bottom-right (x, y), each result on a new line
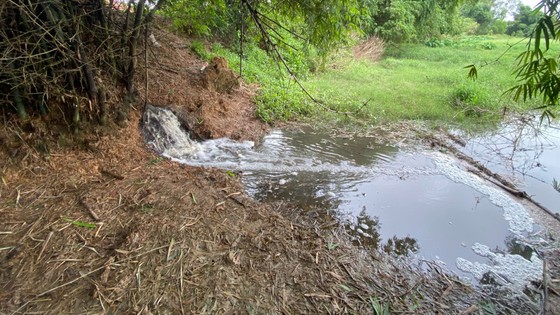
top-left (468, 1), bottom-right (560, 117)
top-left (506, 4), bottom-right (544, 36)
top-left (460, 0), bottom-right (513, 35)
top-left (0, 0), bottom-right (361, 127)
top-left (164, 0), bottom-right (361, 55)
top-left (461, 1), bottom-right (495, 34)
top-left (492, 0), bottom-right (521, 20)
top-left (360, 0), bottom-right (464, 42)
top-left (509, 1), bottom-right (559, 114)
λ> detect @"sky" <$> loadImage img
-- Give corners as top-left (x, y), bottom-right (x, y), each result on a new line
top-left (521, 0), bottom-right (541, 8)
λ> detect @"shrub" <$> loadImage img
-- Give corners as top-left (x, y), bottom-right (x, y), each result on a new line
top-left (190, 40), bottom-right (211, 60)
top-left (449, 84), bottom-right (492, 117)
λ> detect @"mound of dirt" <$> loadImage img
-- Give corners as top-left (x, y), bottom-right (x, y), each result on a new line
top-left (136, 30), bottom-right (267, 142)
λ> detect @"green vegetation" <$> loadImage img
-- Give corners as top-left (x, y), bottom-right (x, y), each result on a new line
top-left (506, 4), bottom-right (544, 37)
top-left (192, 33), bottom-right (557, 127)
top-left (303, 36), bottom-right (551, 125)
top-left (360, 0), bottom-right (464, 42)
top-left (370, 297), bottom-right (391, 315)
top-left (207, 41), bottom-right (314, 123)
top-left (63, 218), bottom-right (97, 229)
top-left (3, 0), bottom-right (557, 130)
top-left (166, 0), bottom-right (557, 128)
top-left (505, 1), bottom-right (560, 116)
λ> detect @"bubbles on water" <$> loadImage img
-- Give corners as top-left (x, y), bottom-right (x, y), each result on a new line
top-left (456, 243), bottom-right (543, 291)
top-left (431, 152), bottom-right (534, 236)
top-left (142, 105), bottom-right (202, 157)
top-left (142, 106), bottom-right (549, 292)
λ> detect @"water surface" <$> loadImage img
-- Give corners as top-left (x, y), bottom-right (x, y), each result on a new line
top-left (143, 105), bottom-right (548, 287)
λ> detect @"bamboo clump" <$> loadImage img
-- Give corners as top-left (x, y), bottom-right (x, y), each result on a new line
top-left (0, 0), bottom-right (157, 131)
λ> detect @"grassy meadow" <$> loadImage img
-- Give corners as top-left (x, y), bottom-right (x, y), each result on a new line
top-left (305, 36), bottom-right (555, 126)
top-left (203, 35), bottom-right (559, 127)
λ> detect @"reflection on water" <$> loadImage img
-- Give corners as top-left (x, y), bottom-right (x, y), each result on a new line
top-left (142, 106), bottom-right (551, 288)
top-left (344, 209), bottom-right (419, 257)
top-left (459, 116), bottom-right (560, 212)
top-left (384, 236), bottom-right (419, 256)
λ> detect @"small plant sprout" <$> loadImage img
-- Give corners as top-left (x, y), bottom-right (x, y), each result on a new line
top-left (369, 297), bottom-right (390, 315)
top-left (63, 217), bottom-right (97, 229)
top-left (327, 242), bottom-right (339, 250)
top-left (149, 156), bottom-right (164, 165)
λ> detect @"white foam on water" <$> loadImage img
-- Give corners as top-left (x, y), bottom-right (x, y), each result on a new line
top-left (431, 152), bottom-right (534, 236)
top-left (143, 105), bottom-right (547, 291)
top-left (431, 152), bottom-right (544, 289)
top-left (143, 106), bottom-right (439, 178)
top-left (456, 243), bottom-right (543, 291)
top-left (143, 105), bottom-right (202, 157)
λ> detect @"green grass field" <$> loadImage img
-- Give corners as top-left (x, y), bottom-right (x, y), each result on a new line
top-left (304, 36), bottom-right (557, 127)
top-left (207, 35), bottom-right (558, 128)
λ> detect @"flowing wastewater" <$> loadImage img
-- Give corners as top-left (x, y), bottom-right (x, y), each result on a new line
top-left (142, 105), bottom-right (560, 292)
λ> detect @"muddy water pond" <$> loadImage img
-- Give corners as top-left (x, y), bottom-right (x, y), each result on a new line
top-left (143, 105), bottom-right (558, 290)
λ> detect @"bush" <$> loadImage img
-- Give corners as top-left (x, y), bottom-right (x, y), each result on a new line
top-left (190, 40), bottom-right (212, 60)
top-left (425, 36), bottom-right (496, 49)
top-left (449, 84), bottom-right (493, 117)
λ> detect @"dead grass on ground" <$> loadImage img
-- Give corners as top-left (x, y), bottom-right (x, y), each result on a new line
top-left (353, 36), bottom-right (385, 62)
top-left (0, 24), bottom-right (542, 315)
top-left (1, 111), bottom-right (487, 314)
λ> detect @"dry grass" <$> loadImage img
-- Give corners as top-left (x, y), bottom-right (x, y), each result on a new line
top-left (0, 111), bottom-right (485, 314)
top-left (353, 36), bottom-right (385, 62)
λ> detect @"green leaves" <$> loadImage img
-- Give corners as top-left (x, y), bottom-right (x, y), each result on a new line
top-left (264, 0), bottom-right (361, 56)
top-left (369, 297), bottom-right (391, 315)
top-left (465, 64), bottom-right (478, 80)
top-left (63, 217), bottom-right (97, 229)
top-left (534, 15), bottom-right (556, 51)
top-left (507, 5), bottom-right (560, 109)
top-left (363, 0), bottom-right (463, 43)
top-left (163, 0), bottom-right (230, 37)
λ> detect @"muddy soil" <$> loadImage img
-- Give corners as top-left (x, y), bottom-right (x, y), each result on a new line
top-left (0, 27), bottom-right (552, 314)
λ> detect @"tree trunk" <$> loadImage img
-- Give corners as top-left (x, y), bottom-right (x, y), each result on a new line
top-left (77, 38), bottom-right (98, 101)
top-left (98, 86), bottom-right (107, 125)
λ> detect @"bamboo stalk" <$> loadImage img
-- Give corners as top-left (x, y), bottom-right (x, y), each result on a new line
top-left (12, 84), bottom-right (28, 120)
top-left (125, 0), bottom-right (146, 95)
